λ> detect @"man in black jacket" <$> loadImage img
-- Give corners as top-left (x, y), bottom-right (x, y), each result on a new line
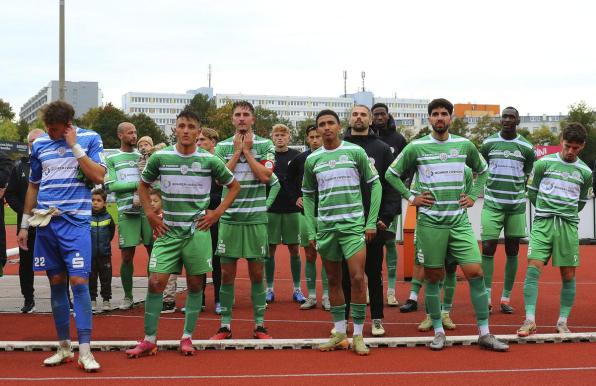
top-left (0, 149), bottom-right (15, 277)
top-left (371, 103), bottom-right (408, 307)
top-left (5, 129), bottom-right (44, 311)
top-left (342, 104), bottom-right (401, 336)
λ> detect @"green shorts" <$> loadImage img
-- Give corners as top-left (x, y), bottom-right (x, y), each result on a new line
top-left (316, 228), bottom-right (365, 262)
top-left (528, 217), bottom-right (579, 267)
top-left (118, 212), bottom-right (153, 248)
top-left (216, 223), bottom-right (267, 261)
top-left (298, 214), bottom-right (311, 247)
top-left (415, 222), bottom-right (481, 268)
top-left (148, 230), bottom-right (213, 275)
top-left (481, 208), bottom-right (527, 241)
top-left (267, 212), bottom-right (301, 245)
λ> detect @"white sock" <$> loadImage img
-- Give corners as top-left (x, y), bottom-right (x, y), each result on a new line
top-left (409, 292), bottom-right (418, 302)
top-left (478, 324), bottom-right (490, 336)
top-left (144, 335), bottom-right (157, 343)
top-left (387, 288), bottom-right (395, 296)
top-left (181, 333), bottom-right (192, 340)
top-left (434, 327), bottom-right (445, 335)
top-left (308, 295), bottom-right (316, 300)
top-left (557, 316), bottom-right (568, 324)
top-left (500, 296), bottom-right (510, 303)
top-left (59, 340), bottom-right (71, 349)
top-left (334, 320), bottom-right (347, 334)
top-left (526, 314), bottom-right (536, 322)
top-left (78, 343), bottom-right (90, 356)
top-left (353, 323), bottom-right (364, 336)
top-left (221, 323), bottom-right (231, 330)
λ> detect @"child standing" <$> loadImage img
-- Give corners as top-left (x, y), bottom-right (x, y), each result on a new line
top-left (90, 188), bottom-right (116, 313)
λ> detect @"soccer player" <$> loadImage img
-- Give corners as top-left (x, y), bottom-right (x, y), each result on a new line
top-left (517, 123), bottom-right (593, 336)
top-left (17, 101), bottom-right (106, 371)
top-left (210, 101), bottom-right (276, 340)
top-left (385, 98), bottom-right (508, 352)
top-left (480, 107), bottom-right (535, 314)
top-left (125, 110), bottom-right (239, 357)
top-left (371, 103), bottom-right (408, 306)
top-left (303, 109), bottom-right (381, 356)
top-left (342, 105), bottom-right (400, 337)
top-left (105, 122), bottom-right (153, 310)
top-left (265, 124), bottom-right (305, 304)
top-left (287, 125), bottom-right (331, 310)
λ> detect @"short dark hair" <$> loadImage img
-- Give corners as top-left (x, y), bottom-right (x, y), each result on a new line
top-left (149, 188), bottom-right (162, 198)
top-left (91, 188), bottom-right (107, 202)
top-left (562, 122), bottom-right (588, 144)
top-left (371, 103), bottom-right (389, 113)
top-left (176, 109), bottom-right (201, 124)
top-left (41, 100), bottom-right (75, 125)
top-left (316, 109), bottom-right (340, 125)
top-left (232, 100), bottom-right (255, 115)
top-left (502, 106), bottom-right (520, 117)
top-left (305, 124), bottom-right (318, 136)
top-left (428, 98), bottom-right (453, 115)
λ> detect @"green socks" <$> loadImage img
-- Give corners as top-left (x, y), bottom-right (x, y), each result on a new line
top-left (251, 281), bottom-right (266, 326)
top-left (219, 283), bottom-right (235, 325)
top-left (265, 256), bottom-right (275, 289)
top-left (350, 303), bottom-right (366, 325)
top-left (560, 278), bottom-right (576, 318)
top-left (305, 260), bottom-right (316, 297)
top-left (330, 304), bottom-right (346, 322)
top-left (468, 276), bottom-right (489, 325)
top-left (481, 254), bottom-right (494, 300)
top-left (442, 271), bottom-right (456, 312)
top-left (502, 255), bottom-right (518, 299)
top-left (321, 266), bottom-right (329, 297)
top-left (290, 255), bottom-right (302, 289)
top-left (121, 262), bottom-right (134, 299)
top-left (425, 281), bottom-right (442, 330)
top-left (523, 265), bottom-right (541, 319)
top-left (385, 240), bottom-right (398, 290)
top-left (143, 291), bottom-right (163, 337)
top-left (183, 291), bottom-right (203, 337)
top-left (411, 278), bottom-right (422, 295)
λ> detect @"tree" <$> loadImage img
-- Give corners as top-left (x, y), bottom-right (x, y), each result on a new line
top-left (0, 119), bottom-right (19, 141)
top-left (469, 116), bottom-right (500, 148)
top-left (518, 128), bottom-right (532, 142)
top-left (562, 101), bottom-right (596, 168)
top-left (207, 102), bottom-right (236, 139)
top-left (295, 118), bottom-right (316, 145)
top-left (129, 113), bottom-right (169, 146)
top-left (449, 117), bottom-right (469, 137)
top-left (530, 125), bottom-right (559, 146)
top-left (254, 106), bottom-right (293, 138)
top-left (184, 93), bottom-right (216, 124)
top-left (85, 103), bottom-right (130, 148)
top-left (414, 126), bottom-right (431, 139)
top-left (17, 119), bottom-right (29, 142)
top-left (0, 98), bottom-right (15, 121)
top-left (75, 107), bottom-right (102, 129)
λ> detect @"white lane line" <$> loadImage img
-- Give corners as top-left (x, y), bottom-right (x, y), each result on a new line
top-left (3, 366), bottom-right (596, 381)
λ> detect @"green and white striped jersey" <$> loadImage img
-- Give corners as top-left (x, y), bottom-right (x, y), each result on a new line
top-left (105, 150), bottom-right (141, 213)
top-left (388, 134), bottom-right (488, 228)
top-left (302, 141), bottom-right (379, 232)
top-left (215, 134), bottom-right (275, 225)
top-left (480, 133), bottom-right (535, 213)
top-left (141, 146), bottom-right (235, 238)
top-left (527, 153), bottom-right (592, 224)
top-left (411, 166), bottom-right (474, 196)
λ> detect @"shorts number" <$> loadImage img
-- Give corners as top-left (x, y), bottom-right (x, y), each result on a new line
top-left (72, 257), bottom-right (84, 269)
top-left (34, 257), bottom-right (45, 267)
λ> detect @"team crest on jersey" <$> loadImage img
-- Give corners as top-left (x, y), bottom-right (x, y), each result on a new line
top-left (450, 148), bottom-right (459, 157)
top-left (340, 155), bottom-right (349, 163)
top-left (503, 150), bottom-right (511, 158)
top-left (439, 153), bottom-right (448, 161)
top-left (180, 164), bottom-right (189, 175)
top-left (514, 150), bottom-right (522, 158)
top-left (572, 171), bottom-right (581, 180)
top-left (561, 171), bottom-right (570, 180)
top-left (328, 160), bottom-right (337, 168)
top-left (128, 161), bottom-right (136, 167)
top-left (191, 162), bottom-right (201, 173)
top-left (57, 147), bottom-right (66, 156)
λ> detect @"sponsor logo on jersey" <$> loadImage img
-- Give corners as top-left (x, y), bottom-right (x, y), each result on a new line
top-left (572, 171), bottom-right (581, 180)
top-left (328, 160), bottom-right (337, 168)
top-left (424, 167), bottom-right (433, 177)
top-left (129, 161), bottom-right (136, 167)
top-left (504, 150), bottom-right (511, 158)
top-left (340, 155), bottom-right (349, 162)
top-left (57, 147), bottom-right (67, 156)
top-left (561, 171), bottom-right (570, 180)
top-left (180, 165), bottom-right (189, 175)
top-left (191, 162), bottom-right (201, 173)
top-left (514, 150), bottom-right (522, 158)
top-left (450, 148), bottom-right (459, 157)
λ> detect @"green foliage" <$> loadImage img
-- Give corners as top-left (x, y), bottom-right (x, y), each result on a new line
top-left (469, 116), bottom-right (501, 148)
top-left (207, 102), bottom-right (236, 139)
top-left (518, 128), bottom-right (532, 142)
top-left (17, 120), bottom-right (29, 142)
top-left (414, 126), bottom-right (431, 139)
top-left (184, 93), bottom-right (216, 124)
top-left (530, 125), bottom-right (559, 146)
top-left (129, 113), bottom-right (169, 146)
top-left (0, 119), bottom-right (19, 141)
top-left (295, 118), bottom-right (316, 145)
top-left (449, 117), bottom-right (469, 137)
top-left (0, 98), bottom-right (15, 121)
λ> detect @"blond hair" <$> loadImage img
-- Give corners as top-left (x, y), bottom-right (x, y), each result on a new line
top-left (200, 127), bottom-right (219, 142)
top-left (271, 124), bottom-right (290, 135)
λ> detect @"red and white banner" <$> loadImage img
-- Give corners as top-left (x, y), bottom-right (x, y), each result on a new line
top-left (534, 145), bottom-right (561, 159)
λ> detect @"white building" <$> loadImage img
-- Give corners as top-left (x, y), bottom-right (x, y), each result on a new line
top-left (19, 81), bottom-right (102, 124)
top-left (463, 114), bottom-right (567, 133)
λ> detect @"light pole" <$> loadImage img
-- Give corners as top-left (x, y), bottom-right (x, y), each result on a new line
top-left (59, 0), bottom-right (65, 100)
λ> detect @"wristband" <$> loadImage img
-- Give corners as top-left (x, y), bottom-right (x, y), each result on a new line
top-left (21, 214), bottom-right (31, 229)
top-left (71, 144), bottom-right (86, 159)
top-left (408, 195), bottom-right (415, 203)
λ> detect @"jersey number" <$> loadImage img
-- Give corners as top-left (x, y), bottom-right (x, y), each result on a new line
top-left (34, 257), bottom-right (45, 267)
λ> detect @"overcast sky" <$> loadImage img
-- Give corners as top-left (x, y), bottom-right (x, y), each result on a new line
top-left (2, 0), bottom-right (595, 117)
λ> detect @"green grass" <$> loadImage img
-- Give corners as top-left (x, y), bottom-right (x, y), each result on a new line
top-left (3, 203), bottom-right (120, 225)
